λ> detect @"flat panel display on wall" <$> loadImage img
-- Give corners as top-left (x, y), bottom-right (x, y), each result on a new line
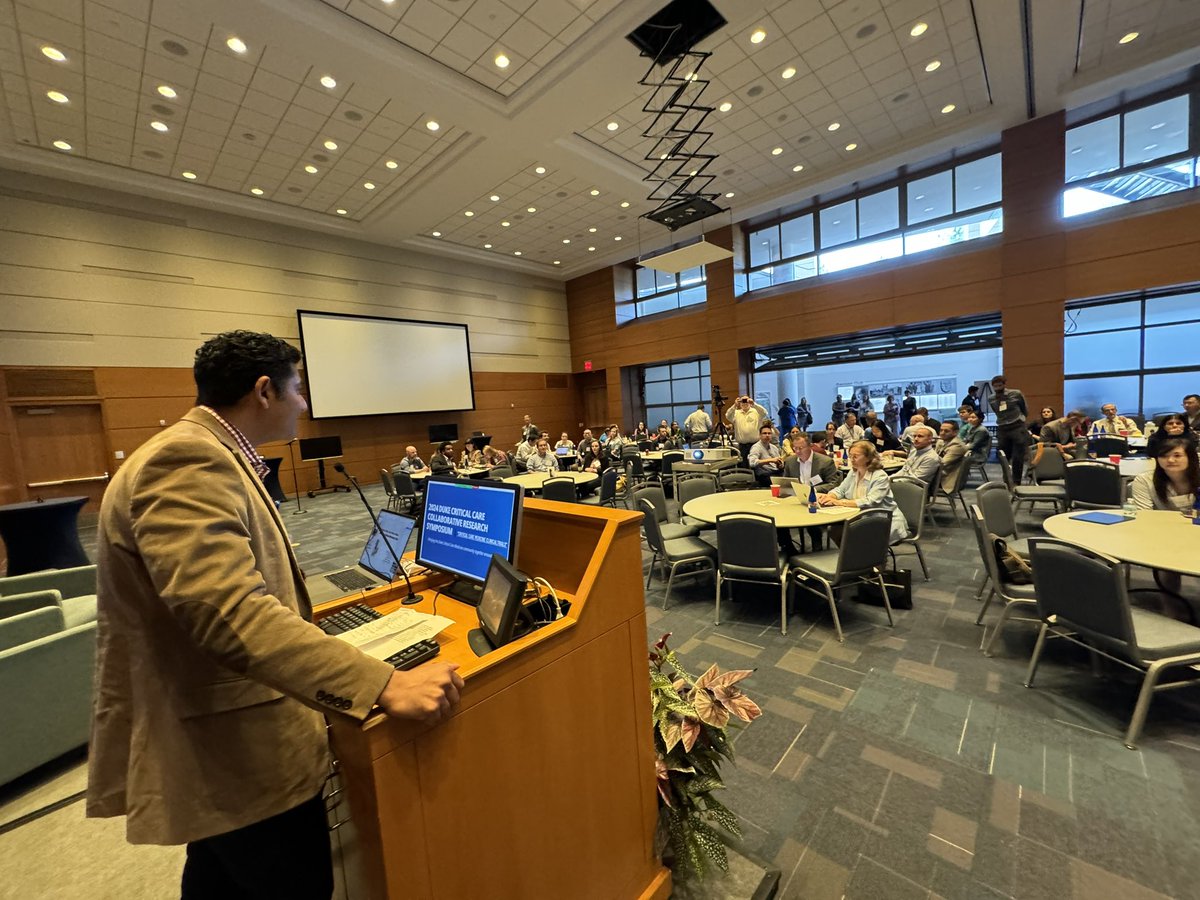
top-left (297, 310), bottom-right (474, 419)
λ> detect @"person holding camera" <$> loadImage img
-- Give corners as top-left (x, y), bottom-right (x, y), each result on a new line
top-left (725, 395), bottom-right (769, 464)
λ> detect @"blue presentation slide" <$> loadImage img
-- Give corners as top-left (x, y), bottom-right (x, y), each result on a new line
top-left (420, 481), bottom-right (517, 581)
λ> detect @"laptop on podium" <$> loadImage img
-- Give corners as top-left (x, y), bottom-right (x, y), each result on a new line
top-left (305, 509), bottom-right (416, 604)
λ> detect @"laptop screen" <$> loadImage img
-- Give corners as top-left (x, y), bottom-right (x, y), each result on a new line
top-left (555, 446), bottom-right (570, 456)
top-left (358, 510), bottom-right (417, 579)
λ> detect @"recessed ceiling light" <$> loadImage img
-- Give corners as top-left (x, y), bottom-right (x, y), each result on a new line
top-left (336, 208), bottom-right (347, 215)
top-left (363, 182), bottom-right (375, 190)
top-left (226, 36), bottom-right (247, 54)
top-left (534, 165), bottom-right (546, 174)
top-left (606, 121), bottom-right (619, 131)
top-left (792, 164), bottom-right (804, 172)
top-left (562, 239), bottom-right (571, 244)
top-left (46, 90), bottom-right (69, 104)
top-left (925, 59), bottom-right (941, 72)
top-left (771, 147), bottom-right (783, 155)
top-left (432, 231), bottom-right (441, 237)
top-left (614, 236), bottom-right (622, 241)
top-left (513, 251), bottom-right (522, 256)
top-left (150, 121), bottom-right (169, 132)
top-left (910, 22), bottom-right (928, 37)
top-left (484, 243), bottom-right (492, 248)
top-left (587, 247), bottom-right (595, 252)
top-left (845, 142), bottom-right (858, 151)
top-left (320, 74), bottom-right (337, 89)
top-left (52, 139), bottom-right (71, 151)
top-left (589, 189), bottom-right (600, 195)
top-left (719, 101), bottom-right (733, 112)
top-left (827, 122), bottom-right (841, 131)
top-left (725, 192), bottom-right (735, 198)
top-left (527, 207), bottom-right (536, 213)
top-left (490, 194), bottom-right (501, 201)
top-left (781, 66), bottom-right (796, 79)
top-left (553, 260), bottom-right (561, 265)
top-left (251, 187), bottom-right (264, 195)
top-left (495, 52), bottom-right (510, 69)
top-left (620, 201), bottom-right (630, 208)
top-left (181, 171), bottom-right (196, 179)
top-left (426, 120), bottom-right (440, 131)
top-left (501, 221), bottom-right (511, 227)
top-left (588, 227), bottom-right (597, 233)
top-left (941, 103), bottom-right (956, 114)
top-left (1119, 31), bottom-right (1139, 44)
top-left (304, 164), bottom-right (318, 174)
top-left (42, 46), bottom-right (67, 62)
top-left (323, 139), bottom-right (337, 150)
top-left (464, 209), bottom-right (473, 216)
top-left (156, 84), bottom-right (177, 99)
top-left (749, 28), bottom-right (767, 44)
top-left (385, 160), bottom-right (398, 169)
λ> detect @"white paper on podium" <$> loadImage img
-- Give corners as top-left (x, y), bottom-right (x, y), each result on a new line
top-left (334, 608), bottom-right (456, 660)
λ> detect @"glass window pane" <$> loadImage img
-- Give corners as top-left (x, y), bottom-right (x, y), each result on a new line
top-left (904, 208), bottom-right (1003, 255)
top-left (638, 294), bottom-right (677, 317)
top-left (644, 380), bottom-right (673, 405)
top-left (1064, 376), bottom-right (1140, 417)
top-left (1065, 115), bottom-right (1120, 183)
top-left (646, 406), bottom-right (672, 427)
top-left (616, 301), bottom-right (635, 326)
top-left (907, 170), bottom-right (952, 224)
top-left (858, 187), bottom-right (899, 237)
top-left (670, 360), bottom-right (699, 379)
top-left (700, 375), bottom-right (711, 397)
top-left (749, 226), bottom-right (779, 268)
top-left (679, 266), bottom-right (705, 287)
top-left (1123, 95), bottom-right (1189, 167)
top-left (673, 378), bottom-right (702, 403)
top-left (700, 359), bottom-right (710, 375)
top-left (1145, 321), bottom-right (1200, 367)
top-left (654, 269), bottom-right (677, 293)
top-left (818, 236), bottom-right (903, 274)
top-left (819, 200), bottom-right (857, 248)
top-left (1066, 301), bottom-right (1141, 333)
top-left (679, 285), bottom-right (705, 308)
top-left (1143, 372), bottom-right (1197, 415)
top-left (1063, 331), bottom-right (1141, 374)
top-left (644, 365), bottom-right (671, 382)
top-left (1145, 291), bottom-right (1200, 325)
top-left (780, 215), bottom-right (814, 258)
top-left (748, 269), bottom-right (774, 291)
top-left (1064, 157), bottom-right (1195, 219)
top-left (788, 257), bottom-right (819, 282)
top-left (635, 267), bottom-right (656, 297)
top-left (955, 154), bottom-right (1002, 210)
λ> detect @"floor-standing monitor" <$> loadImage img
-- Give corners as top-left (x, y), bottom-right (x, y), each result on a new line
top-left (416, 476), bottom-right (524, 605)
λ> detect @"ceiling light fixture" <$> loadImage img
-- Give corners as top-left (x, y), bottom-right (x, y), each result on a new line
top-left (792, 164), bottom-right (804, 172)
top-left (47, 90), bottom-right (69, 103)
top-left (464, 209), bottom-right (473, 216)
top-left (553, 260), bottom-right (560, 265)
top-left (588, 227), bottom-right (597, 233)
top-left (226, 36), bottom-right (247, 54)
top-left (181, 171), bottom-right (196, 179)
top-left (941, 103), bottom-right (956, 114)
top-left (426, 120), bottom-right (440, 131)
top-left (910, 22), bottom-right (928, 37)
top-left (587, 247), bottom-right (595, 251)
top-left (156, 85), bottom-right (177, 99)
top-left (490, 194), bottom-right (501, 201)
top-left (495, 52), bottom-right (510, 68)
top-left (719, 101), bottom-right (732, 112)
top-left (323, 139), bottom-right (337, 150)
top-left (42, 46), bottom-right (67, 62)
top-left (827, 122), bottom-right (840, 131)
top-left (771, 147), bottom-right (783, 155)
top-left (534, 165), bottom-right (546, 174)
top-left (845, 142), bottom-right (858, 151)
top-left (749, 28), bottom-right (767, 44)
top-left (925, 59), bottom-right (941, 72)
top-left (337, 208), bottom-right (348, 215)
top-left (589, 189), bottom-right (600, 195)
top-left (251, 187), bottom-right (264, 195)
top-left (606, 121), bottom-right (619, 131)
top-left (484, 243), bottom-right (492, 248)
top-left (501, 221), bottom-right (511, 227)
top-left (620, 201), bottom-right (630, 208)
top-left (725, 192), bottom-right (734, 198)
top-left (614, 236), bottom-right (622, 241)
top-left (513, 251), bottom-right (522, 256)
top-left (562, 239), bottom-right (571, 244)
top-left (432, 231), bottom-right (441, 236)
top-left (150, 121), bottom-right (169, 132)
top-left (52, 139), bottom-right (72, 151)
top-left (320, 74), bottom-right (337, 89)
top-left (304, 164), bottom-right (318, 173)
top-left (385, 160), bottom-right (398, 169)
top-left (363, 182), bottom-right (375, 189)
top-left (527, 206), bottom-right (536, 213)
top-left (781, 66), bottom-right (796, 79)
top-left (1119, 31), bottom-right (1139, 44)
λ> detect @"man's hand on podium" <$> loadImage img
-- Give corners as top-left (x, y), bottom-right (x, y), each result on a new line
top-left (378, 663), bottom-right (464, 723)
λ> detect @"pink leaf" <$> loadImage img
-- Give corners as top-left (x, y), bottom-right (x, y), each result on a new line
top-left (681, 717), bottom-right (702, 752)
top-left (693, 687), bottom-right (730, 728)
top-left (694, 664), bottom-right (722, 689)
top-left (704, 668), bottom-right (756, 690)
top-left (724, 693), bottom-right (763, 723)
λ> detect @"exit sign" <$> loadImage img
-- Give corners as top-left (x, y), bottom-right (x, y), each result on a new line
top-left (583, 360), bottom-right (592, 371)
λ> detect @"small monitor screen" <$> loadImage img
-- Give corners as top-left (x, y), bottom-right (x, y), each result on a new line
top-left (428, 423), bottom-right (459, 443)
top-left (359, 510), bottom-right (417, 579)
top-left (417, 477), bottom-right (524, 584)
top-left (555, 447), bottom-right (570, 456)
top-left (298, 435), bottom-right (343, 460)
top-left (478, 554), bottom-right (523, 638)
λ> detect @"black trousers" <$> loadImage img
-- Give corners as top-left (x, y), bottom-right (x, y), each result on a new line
top-left (738, 442), bottom-right (754, 465)
top-left (996, 425), bottom-right (1029, 486)
top-left (181, 791), bottom-right (333, 900)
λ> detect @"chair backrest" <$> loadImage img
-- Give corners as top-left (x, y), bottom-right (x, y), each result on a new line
top-left (1064, 460), bottom-right (1123, 507)
top-left (632, 484), bottom-right (670, 524)
top-left (1031, 445), bottom-right (1066, 482)
top-left (943, 455), bottom-right (971, 494)
top-left (676, 474), bottom-right (716, 507)
top-left (621, 442), bottom-right (642, 458)
top-left (393, 471), bottom-right (416, 497)
top-left (717, 466), bottom-right (755, 490)
top-left (970, 505), bottom-right (1007, 594)
top-left (715, 513), bottom-right (783, 576)
top-left (996, 450), bottom-right (1015, 490)
top-left (834, 510), bottom-right (892, 579)
top-left (889, 476), bottom-right (927, 540)
top-left (625, 455), bottom-right (645, 478)
top-left (379, 469), bottom-right (397, 497)
top-left (637, 498), bottom-right (666, 553)
top-left (1090, 435), bottom-right (1129, 458)
top-left (488, 465), bottom-right (514, 480)
top-left (976, 481), bottom-right (1018, 539)
top-left (598, 467), bottom-right (618, 504)
top-left (661, 451), bottom-right (685, 477)
top-left (1027, 538), bottom-right (1135, 648)
top-left (541, 478), bottom-right (576, 503)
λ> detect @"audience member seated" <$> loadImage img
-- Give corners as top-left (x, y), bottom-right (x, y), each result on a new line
top-left (1186, 393), bottom-right (1200, 433)
top-left (396, 445), bottom-right (427, 473)
top-left (783, 433), bottom-right (842, 491)
top-left (1131, 436), bottom-right (1199, 513)
top-left (817, 440), bottom-right (909, 543)
top-left (1028, 405), bottom-right (1056, 439)
top-left (579, 428), bottom-right (594, 447)
top-left (894, 425), bottom-right (941, 486)
top-left (963, 410), bottom-right (991, 461)
top-left (835, 411), bottom-right (865, 445)
top-left (916, 407), bottom-right (941, 431)
top-left (1146, 413), bottom-right (1197, 455)
top-left (652, 425), bottom-right (681, 450)
top-left (812, 433), bottom-right (832, 456)
top-left (430, 442), bottom-right (457, 475)
top-left (631, 421), bottom-right (650, 440)
top-left (869, 421), bottom-right (902, 454)
top-left (899, 414), bottom-right (926, 449)
top-left (513, 435), bottom-right (538, 472)
top-left (936, 421), bottom-right (968, 492)
top-left (823, 422), bottom-right (843, 450)
top-left (1039, 409), bottom-right (1085, 459)
top-left (671, 421), bottom-right (683, 440)
top-left (603, 424), bottom-right (625, 457)
top-left (782, 426), bottom-right (804, 457)
top-left (525, 438), bottom-right (560, 474)
top-left (459, 440), bottom-right (484, 468)
top-left (748, 425), bottom-right (785, 487)
top-left (555, 433), bottom-right (575, 452)
top-left (482, 445), bottom-right (508, 468)
top-left (1091, 403), bottom-right (1142, 437)
top-left (579, 439), bottom-right (606, 473)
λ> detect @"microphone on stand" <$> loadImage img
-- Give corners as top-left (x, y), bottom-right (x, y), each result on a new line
top-left (333, 463), bottom-right (422, 605)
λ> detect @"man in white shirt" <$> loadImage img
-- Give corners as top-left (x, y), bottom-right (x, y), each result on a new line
top-left (748, 425), bottom-right (785, 487)
top-left (525, 438), bottom-right (559, 474)
top-left (521, 415), bottom-right (539, 443)
top-left (396, 446), bottom-right (426, 473)
top-left (726, 396), bottom-right (769, 464)
top-left (684, 404), bottom-right (712, 441)
top-left (896, 426), bottom-right (940, 486)
top-left (898, 414), bottom-right (926, 450)
top-left (513, 436), bottom-right (538, 471)
top-left (1093, 404), bottom-right (1142, 437)
top-left (835, 412), bottom-right (865, 445)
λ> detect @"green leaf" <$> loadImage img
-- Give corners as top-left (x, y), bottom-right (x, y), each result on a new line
top-left (685, 775), bottom-right (725, 796)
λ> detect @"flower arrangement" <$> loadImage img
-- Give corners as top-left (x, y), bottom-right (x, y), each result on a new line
top-left (649, 632), bottom-right (762, 876)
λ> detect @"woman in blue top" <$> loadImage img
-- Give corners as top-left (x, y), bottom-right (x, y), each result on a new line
top-left (817, 440), bottom-right (909, 543)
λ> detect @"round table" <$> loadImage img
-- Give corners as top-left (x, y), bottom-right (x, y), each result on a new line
top-left (1043, 510), bottom-right (1200, 577)
top-left (838, 457), bottom-right (905, 472)
top-left (502, 471), bottom-right (599, 493)
top-left (682, 489), bottom-right (861, 528)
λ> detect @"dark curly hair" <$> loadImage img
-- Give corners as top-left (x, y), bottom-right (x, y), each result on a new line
top-left (193, 331), bottom-right (301, 407)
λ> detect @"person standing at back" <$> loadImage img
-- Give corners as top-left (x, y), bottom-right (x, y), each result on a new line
top-left (900, 390), bottom-right (917, 424)
top-left (989, 374), bottom-right (1030, 484)
top-left (684, 403), bottom-right (712, 441)
top-left (796, 397), bottom-right (813, 430)
top-left (778, 398), bottom-right (797, 433)
top-left (831, 394), bottom-right (846, 427)
top-left (87, 331), bottom-right (463, 899)
top-left (725, 395), bottom-right (768, 464)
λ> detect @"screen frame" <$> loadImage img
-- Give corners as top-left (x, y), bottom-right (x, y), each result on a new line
top-left (475, 553), bottom-right (527, 650)
top-left (359, 509), bottom-right (417, 579)
top-left (415, 476), bottom-right (525, 585)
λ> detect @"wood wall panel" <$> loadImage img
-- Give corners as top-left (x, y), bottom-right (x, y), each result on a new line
top-left (0, 372), bottom-right (17, 506)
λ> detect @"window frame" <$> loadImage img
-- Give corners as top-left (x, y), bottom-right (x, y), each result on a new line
top-left (638, 356), bottom-right (712, 427)
top-left (617, 264), bottom-right (708, 324)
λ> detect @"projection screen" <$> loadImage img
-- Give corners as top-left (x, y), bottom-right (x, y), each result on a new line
top-left (297, 310), bottom-right (475, 419)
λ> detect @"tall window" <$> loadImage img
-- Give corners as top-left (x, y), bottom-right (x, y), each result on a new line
top-left (616, 266), bottom-right (706, 324)
top-left (1064, 286), bottom-right (1200, 416)
top-left (641, 357), bottom-right (711, 428)
top-left (745, 151), bottom-right (1002, 291)
top-left (1063, 91), bottom-right (1197, 218)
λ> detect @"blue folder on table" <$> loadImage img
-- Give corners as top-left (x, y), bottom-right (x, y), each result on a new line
top-left (1069, 512), bottom-right (1127, 525)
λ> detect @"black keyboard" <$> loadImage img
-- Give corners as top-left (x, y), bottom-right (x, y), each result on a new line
top-left (385, 639), bottom-right (441, 670)
top-left (317, 603), bottom-right (382, 635)
top-left (324, 569), bottom-right (378, 593)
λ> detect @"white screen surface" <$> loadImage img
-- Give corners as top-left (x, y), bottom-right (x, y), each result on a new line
top-left (298, 311), bottom-right (474, 418)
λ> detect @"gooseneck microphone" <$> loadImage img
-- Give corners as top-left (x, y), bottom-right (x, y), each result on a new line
top-left (333, 463), bottom-right (422, 605)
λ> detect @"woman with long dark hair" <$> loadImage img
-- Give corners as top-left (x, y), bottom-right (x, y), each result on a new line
top-left (1146, 413), bottom-right (1197, 456)
top-left (1131, 436), bottom-right (1200, 512)
top-left (869, 420), bottom-right (902, 453)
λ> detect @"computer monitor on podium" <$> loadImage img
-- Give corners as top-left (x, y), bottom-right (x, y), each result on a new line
top-left (416, 476), bottom-right (524, 605)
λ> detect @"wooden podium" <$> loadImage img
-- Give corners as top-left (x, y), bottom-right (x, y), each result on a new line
top-left (320, 499), bottom-right (671, 900)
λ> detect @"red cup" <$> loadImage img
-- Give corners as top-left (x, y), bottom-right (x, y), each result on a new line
top-left (1119, 430), bottom-right (1129, 437)
top-left (1109, 455), bottom-right (1121, 465)
top-left (770, 485), bottom-right (781, 498)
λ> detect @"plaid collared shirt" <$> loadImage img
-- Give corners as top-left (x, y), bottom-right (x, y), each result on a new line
top-left (198, 406), bottom-right (269, 481)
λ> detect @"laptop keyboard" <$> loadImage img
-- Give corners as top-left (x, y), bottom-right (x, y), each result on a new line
top-left (324, 569), bottom-right (378, 593)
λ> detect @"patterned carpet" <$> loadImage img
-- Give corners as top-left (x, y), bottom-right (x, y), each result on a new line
top-left (76, 474), bottom-right (1200, 900)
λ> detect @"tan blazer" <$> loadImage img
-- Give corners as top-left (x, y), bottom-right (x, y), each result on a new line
top-left (87, 408), bottom-right (394, 845)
